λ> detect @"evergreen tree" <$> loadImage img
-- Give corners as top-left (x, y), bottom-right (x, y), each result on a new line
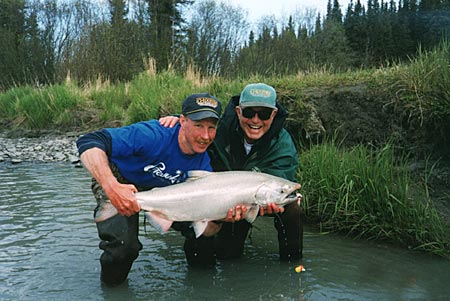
top-left (318, 0), bottom-right (353, 69)
top-left (331, 0), bottom-right (344, 22)
top-left (278, 16), bottom-right (299, 74)
top-left (418, 0), bottom-right (450, 49)
top-left (0, 0), bottom-right (27, 88)
top-left (344, 0), bottom-right (370, 66)
top-left (147, 0), bottom-right (192, 71)
top-left (25, 7), bottom-right (49, 84)
top-left (108, 0), bottom-right (130, 81)
top-left (390, 0), bottom-right (414, 60)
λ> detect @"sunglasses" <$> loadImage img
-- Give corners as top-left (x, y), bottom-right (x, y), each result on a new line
top-left (240, 107), bottom-right (274, 120)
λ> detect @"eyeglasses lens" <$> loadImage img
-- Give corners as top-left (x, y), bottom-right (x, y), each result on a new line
top-left (242, 108), bottom-right (273, 120)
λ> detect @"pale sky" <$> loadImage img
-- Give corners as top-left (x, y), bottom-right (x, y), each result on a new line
top-left (225, 0), bottom-right (355, 22)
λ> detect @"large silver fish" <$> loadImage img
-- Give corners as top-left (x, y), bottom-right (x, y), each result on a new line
top-left (94, 170), bottom-right (302, 237)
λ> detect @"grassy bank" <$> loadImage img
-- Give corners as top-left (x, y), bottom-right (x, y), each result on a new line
top-left (299, 140), bottom-right (450, 258)
top-left (1, 43), bottom-right (449, 140)
top-left (1, 44), bottom-right (450, 258)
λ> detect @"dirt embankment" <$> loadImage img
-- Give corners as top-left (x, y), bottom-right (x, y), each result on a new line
top-left (279, 84), bottom-right (450, 224)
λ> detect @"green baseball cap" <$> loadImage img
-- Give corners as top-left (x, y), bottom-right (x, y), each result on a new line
top-left (239, 83), bottom-right (277, 109)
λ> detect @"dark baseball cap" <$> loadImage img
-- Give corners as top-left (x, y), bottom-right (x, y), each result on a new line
top-left (182, 93), bottom-right (222, 120)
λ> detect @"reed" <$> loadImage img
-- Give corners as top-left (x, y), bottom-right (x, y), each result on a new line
top-left (394, 41), bottom-right (450, 126)
top-left (298, 139), bottom-right (450, 258)
top-left (90, 82), bottom-right (128, 123)
top-left (126, 71), bottom-right (199, 123)
top-left (0, 84), bottom-right (81, 129)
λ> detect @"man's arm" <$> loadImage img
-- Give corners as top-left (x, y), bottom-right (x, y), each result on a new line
top-left (78, 143), bottom-right (140, 217)
top-left (159, 115), bottom-right (179, 128)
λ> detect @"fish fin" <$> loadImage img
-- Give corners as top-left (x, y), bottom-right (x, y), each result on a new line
top-left (94, 201), bottom-right (119, 223)
top-left (245, 205), bottom-right (260, 223)
top-left (192, 220), bottom-right (209, 238)
top-left (186, 170), bottom-right (211, 181)
top-left (144, 211), bottom-right (173, 233)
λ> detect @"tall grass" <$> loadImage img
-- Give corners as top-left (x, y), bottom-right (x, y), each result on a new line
top-left (0, 86), bottom-right (35, 122)
top-left (126, 71), bottom-right (195, 123)
top-left (394, 41), bottom-right (450, 127)
top-left (0, 84), bottom-right (81, 129)
top-left (298, 140), bottom-right (450, 258)
top-left (0, 71), bottom-right (238, 129)
top-left (89, 81), bottom-right (129, 123)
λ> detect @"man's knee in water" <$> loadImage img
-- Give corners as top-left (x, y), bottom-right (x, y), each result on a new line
top-left (275, 203), bottom-right (304, 261)
top-left (214, 221), bottom-right (250, 260)
top-left (183, 236), bottom-right (216, 268)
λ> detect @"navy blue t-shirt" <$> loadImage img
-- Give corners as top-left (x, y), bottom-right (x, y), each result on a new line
top-left (105, 120), bottom-right (212, 190)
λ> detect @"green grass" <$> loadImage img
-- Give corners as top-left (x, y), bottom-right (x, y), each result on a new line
top-left (1, 42), bottom-right (449, 132)
top-left (298, 139), bottom-right (450, 258)
top-left (393, 41), bottom-right (450, 127)
top-left (90, 82), bottom-right (129, 123)
top-left (0, 84), bottom-right (81, 129)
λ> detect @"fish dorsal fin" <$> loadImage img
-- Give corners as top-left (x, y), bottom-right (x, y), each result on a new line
top-left (186, 170), bottom-right (212, 181)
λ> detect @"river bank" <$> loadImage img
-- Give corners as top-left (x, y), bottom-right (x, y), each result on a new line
top-left (0, 130), bottom-right (81, 165)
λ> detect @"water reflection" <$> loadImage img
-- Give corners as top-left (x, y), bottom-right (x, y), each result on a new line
top-left (1, 163), bottom-right (449, 300)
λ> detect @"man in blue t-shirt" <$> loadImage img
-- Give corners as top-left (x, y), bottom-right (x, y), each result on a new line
top-left (77, 93), bottom-right (240, 286)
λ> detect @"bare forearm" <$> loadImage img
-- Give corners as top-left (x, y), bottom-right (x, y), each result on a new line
top-left (80, 147), bottom-right (139, 216)
top-left (80, 147), bottom-right (118, 191)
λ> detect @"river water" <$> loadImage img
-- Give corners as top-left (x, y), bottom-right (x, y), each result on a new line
top-left (1, 162), bottom-right (449, 301)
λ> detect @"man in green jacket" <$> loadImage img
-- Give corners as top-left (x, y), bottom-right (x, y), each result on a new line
top-left (161, 83), bottom-right (302, 266)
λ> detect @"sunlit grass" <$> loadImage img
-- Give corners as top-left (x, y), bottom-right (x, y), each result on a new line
top-left (0, 84), bottom-right (81, 129)
top-left (1, 42), bottom-right (449, 132)
top-left (393, 41), bottom-right (450, 127)
top-left (298, 139), bottom-right (450, 258)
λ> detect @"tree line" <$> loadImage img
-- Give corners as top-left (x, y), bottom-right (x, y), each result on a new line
top-left (1, 0), bottom-right (449, 90)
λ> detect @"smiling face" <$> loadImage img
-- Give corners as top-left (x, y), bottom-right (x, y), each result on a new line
top-left (178, 115), bottom-right (218, 155)
top-left (236, 106), bottom-right (277, 144)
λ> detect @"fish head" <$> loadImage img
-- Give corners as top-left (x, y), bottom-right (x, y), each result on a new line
top-left (255, 179), bottom-right (302, 207)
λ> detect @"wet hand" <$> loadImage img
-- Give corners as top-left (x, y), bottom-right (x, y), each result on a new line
top-left (105, 183), bottom-right (140, 216)
top-left (159, 116), bottom-right (180, 128)
top-left (259, 203), bottom-right (284, 216)
top-left (222, 205), bottom-right (247, 222)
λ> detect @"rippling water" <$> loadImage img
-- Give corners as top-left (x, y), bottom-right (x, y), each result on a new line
top-left (1, 163), bottom-right (449, 300)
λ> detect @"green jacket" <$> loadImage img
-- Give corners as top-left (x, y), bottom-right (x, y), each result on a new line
top-left (208, 95), bottom-right (299, 182)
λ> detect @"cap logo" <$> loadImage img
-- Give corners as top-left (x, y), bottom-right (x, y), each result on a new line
top-left (249, 88), bottom-right (272, 98)
top-left (196, 97), bottom-right (219, 108)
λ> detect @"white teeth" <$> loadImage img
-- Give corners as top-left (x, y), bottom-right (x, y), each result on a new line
top-left (249, 125), bottom-right (261, 129)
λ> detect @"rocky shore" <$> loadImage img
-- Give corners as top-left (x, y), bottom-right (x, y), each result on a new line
top-left (0, 131), bottom-right (82, 166)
